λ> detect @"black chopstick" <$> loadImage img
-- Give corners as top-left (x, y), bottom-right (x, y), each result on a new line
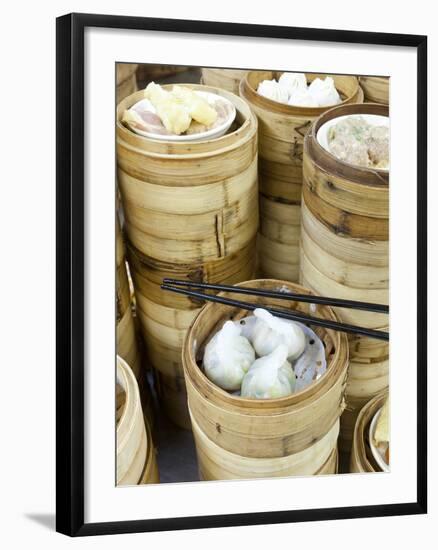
top-left (160, 284), bottom-right (389, 341)
top-left (162, 278), bottom-right (389, 314)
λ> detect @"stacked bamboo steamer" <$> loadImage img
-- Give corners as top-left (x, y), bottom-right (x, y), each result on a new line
top-left (359, 77), bottom-right (389, 104)
top-left (201, 68), bottom-right (249, 94)
top-left (300, 102), bottom-right (389, 454)
top-left (183, 279), bottom-right (349, 480)
top-left (117, 84), bottom-right (258, 429)
top-left (240, 72), bottom-right (364, 282)
top-left (116, 64), bottom-right (138, 104)
top-left (117, 356), bottom-right (159, 485)
top-left (116, 217), bottom-right (141, 379)
top-left (350, 390), bottom-right (388, 472)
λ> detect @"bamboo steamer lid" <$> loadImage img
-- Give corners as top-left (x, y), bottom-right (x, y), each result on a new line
top-left (183, 279), bottom-right (349, 459)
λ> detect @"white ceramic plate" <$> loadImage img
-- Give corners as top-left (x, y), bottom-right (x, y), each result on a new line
top-left (317, 114), bottom-right (390, 170)
top-left (127, 91), bottom-right (236, 142)
top-left (369, 407), bottom-right (390, 472)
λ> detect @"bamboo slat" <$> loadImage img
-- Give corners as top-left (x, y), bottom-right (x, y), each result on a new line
top-left (300, 102), bottom-right (389, 456)
top-left (183, 279), bottom-right (349, 468)
top-left (240, 71), bottom-right (364, 282)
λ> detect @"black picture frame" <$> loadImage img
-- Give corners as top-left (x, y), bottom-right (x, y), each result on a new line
top-left (56, 12), bottom-right (427, 537)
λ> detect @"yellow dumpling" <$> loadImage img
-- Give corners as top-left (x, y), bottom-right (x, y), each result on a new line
top-left (172, 85), bottom-right (217, 126)
top-left (144, 82), bottom-right (191, 135)
top-left (374, 398), bottom-right (389, 444)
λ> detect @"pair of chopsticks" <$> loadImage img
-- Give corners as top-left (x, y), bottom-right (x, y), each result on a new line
top-left (160, 279), bottom-right (389, 341)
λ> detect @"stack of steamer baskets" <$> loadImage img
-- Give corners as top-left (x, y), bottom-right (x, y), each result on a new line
top-left (359, 77), bottom-right (389, 105)
top-left (117, 84), bottom-right (259, 429)
top-left (240, 72), bottom-right (364, 282)
top-left (300, 102), bottom-right (389, 455)
top-left (201, 68), bottom-right (249, 94)
top-left (117, 356), bottom-right (159, 485)
top-left (183, 280), bottom-right (349, 480)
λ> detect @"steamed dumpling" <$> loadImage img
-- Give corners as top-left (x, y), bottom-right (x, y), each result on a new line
top-left (233, 315), bottom-right (258, 341)
top-left (308, 77), bottom-right (341, 107)
top-left (171, 85), bottom-right (218, 126)
top-left (278, 72), bottom-right (307, 95)
top-left (251, 308), bottom-right (306, 361)
top-left (241, 345), bottom-right (296, 399)
top-left (257, 79), bottom-right (289, 104)
top-left (203, 321), bottom-right (255, 391)
top-left (144, 82), bottom-right (191, 134)
top-left (288, 89), bottom-right (319, 107)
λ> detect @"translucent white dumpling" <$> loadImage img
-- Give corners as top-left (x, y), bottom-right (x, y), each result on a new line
top-left (203, 321), bottom-right (255, 391)
top-left (233, 315), bottom-right (258, 342)
top-left (292, 323), bottom-right (327, 391)
top-left (278, 72), bottom-right (307, 95)
top-left (251, 308), bottom-right (306, 361)
top-left (241, 345), bottom-right (296, 399)
top-left (308, 77), bottom-right (341, 107)
top-left (287, 88), bottom-right (319, 107)
top-left (257, 80), bottom-right (289, 104)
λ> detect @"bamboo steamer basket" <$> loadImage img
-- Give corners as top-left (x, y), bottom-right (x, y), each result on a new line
top-left (359, 77), bottom-right (389, 105)
top-left (117, 356), bottom-right (159, 485)
top-left (116, 64), bottom-right (138, 103)
top-left (183, 279), bottom-right (349, 466)
top-left (117, 87), bottom-right (258, 427)
top-left (201, 68), bottom-right (249, 94)
top-left (300, 102), bottom-right (389, 454)
top-left (240, 71), bottom-right (364, 282)
top-left (192, 412), bottom-right (339, 480)
top-left (350, 390), bottom-right (388, 472)
top-left (117, 85), bottom-right (258, 264)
